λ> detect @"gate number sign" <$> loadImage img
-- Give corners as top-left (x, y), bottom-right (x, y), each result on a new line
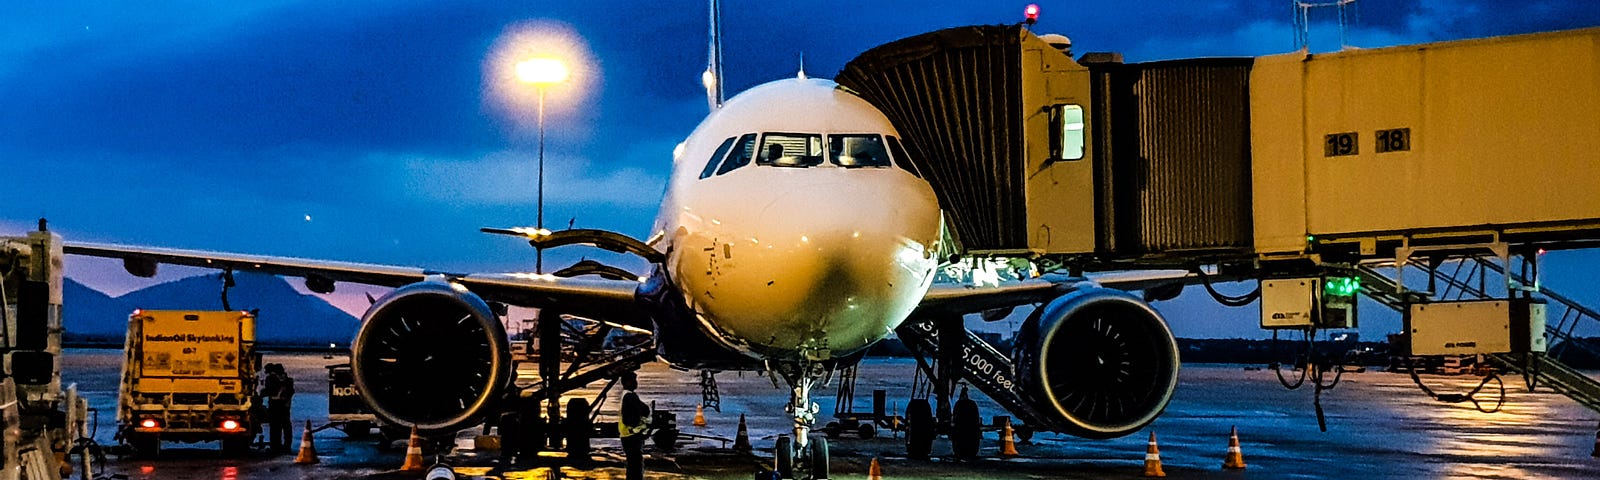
top-left (1324, 132), bottom-right (1358, 157)
top-left (1324, 128), bottom-right (1412, 157)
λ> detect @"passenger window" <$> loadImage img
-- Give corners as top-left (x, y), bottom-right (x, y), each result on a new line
top-left (1051, 104), bottom-right (1085, 161)
top-left (698, 137), bottom-right (738, 179)
top-left (716, 133), bottom-right (758, 175)
top-left (758, 133), bottom-right (824, 167)
top-left (886, 136), bottom-right (922, 178)
top-left (829, 134), bottom-right (891, 168)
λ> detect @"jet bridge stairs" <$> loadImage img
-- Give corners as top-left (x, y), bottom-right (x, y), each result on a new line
top-left (1355, 258), bottom-right (1600, 413)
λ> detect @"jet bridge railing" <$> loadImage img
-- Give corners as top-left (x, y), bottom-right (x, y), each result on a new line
top-left (1355, 258), bottom-right (1600, 412)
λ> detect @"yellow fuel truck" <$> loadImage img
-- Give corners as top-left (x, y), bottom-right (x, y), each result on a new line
top-left (116, 310), bottom-right (261, 455)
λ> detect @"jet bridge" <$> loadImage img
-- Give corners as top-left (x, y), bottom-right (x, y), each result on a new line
top-left (840, 24), bottom-right (1600, 420)
top-left (837, 25), bottom-right (1600, 266)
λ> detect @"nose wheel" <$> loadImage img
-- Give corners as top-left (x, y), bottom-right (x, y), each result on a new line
top-left (774, 435), bottom-right (829, 480)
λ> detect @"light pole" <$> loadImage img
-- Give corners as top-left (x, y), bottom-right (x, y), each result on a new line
top-left (516, 57), bottom-right (569, 274)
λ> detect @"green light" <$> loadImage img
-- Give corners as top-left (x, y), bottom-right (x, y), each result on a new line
top-left (1307, 235), bottom-right (1315, 243)
top-left (1324, 276), bottom-right (1359, 297)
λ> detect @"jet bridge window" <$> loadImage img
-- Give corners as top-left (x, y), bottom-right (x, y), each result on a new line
top-left (1050, 104), bottom-right (1085, 161)
top-left (698, 137), bottom-right (738, 179)
top-left (716, 133), bottom-right (759, 175)
top-left (828, 134), bottom-right (891, 168)
top-left (886, 136), bottom-right (922, 178)
top-left (758, 133), bottom-right (824, 168)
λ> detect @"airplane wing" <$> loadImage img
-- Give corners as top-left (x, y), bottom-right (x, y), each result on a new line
top-left (912, 269), bottom-right (1209, 318)
top-left (63, 242), bottom-right (646, 322)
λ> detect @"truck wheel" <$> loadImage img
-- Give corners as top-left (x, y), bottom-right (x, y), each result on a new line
top-left (857, 423), bottom-right (877, 439)
top-left (345, 421), bottom-right (374, 438)
top-left (651, 427), bottom-right (678, 452)
top-left (564, 398), bottom-right (592, 461)
top-left (129, 434), bottom-right (160, 458)
top-left (822, 421), bottom-right (841, 439)
top-left (221, 435), bottom-right (251, 455)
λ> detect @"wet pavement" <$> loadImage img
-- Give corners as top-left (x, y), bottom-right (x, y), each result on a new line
top-left (61, 350), bottom-right (1600, 479)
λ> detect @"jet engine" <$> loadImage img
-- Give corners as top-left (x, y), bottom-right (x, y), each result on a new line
top-left (350, 280), bottom-right (511, 433)
top-left (1013, 288), bottom-right (1180, 439)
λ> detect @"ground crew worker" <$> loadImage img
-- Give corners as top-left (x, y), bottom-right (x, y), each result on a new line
top-left (261, 363), bottom-right (296, 453)
top-left (618, 372), bottom-right (650, 480)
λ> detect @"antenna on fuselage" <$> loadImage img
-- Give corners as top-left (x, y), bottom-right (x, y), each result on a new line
top-left (703, 0), bottom-right (725, 111)
top-left (797, 52), bottom-right (806, 80)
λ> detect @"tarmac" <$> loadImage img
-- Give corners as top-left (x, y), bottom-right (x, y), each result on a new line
top-left (60, 349), bottom-right (1600, 479)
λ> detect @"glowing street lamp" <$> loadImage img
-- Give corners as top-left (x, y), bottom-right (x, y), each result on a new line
top-left (516, 57), bottom-right (569, 274)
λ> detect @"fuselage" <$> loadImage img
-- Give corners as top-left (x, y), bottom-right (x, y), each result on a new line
top-left (649, 78), bottom-right (942, 363)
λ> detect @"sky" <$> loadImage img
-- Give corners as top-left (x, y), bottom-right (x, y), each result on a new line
top-left (5, 0), bottom-right (1600, 339)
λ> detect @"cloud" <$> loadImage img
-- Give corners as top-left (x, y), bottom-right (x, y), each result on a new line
top-left (374, 148), bottom-right (669, 209)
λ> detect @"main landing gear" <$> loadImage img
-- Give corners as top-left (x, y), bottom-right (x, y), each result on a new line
top-left (771, 362), bottom-right (831, 480)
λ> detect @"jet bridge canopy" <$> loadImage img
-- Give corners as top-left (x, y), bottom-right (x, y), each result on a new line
top-left (838, 25), bottom-right (1256, 260)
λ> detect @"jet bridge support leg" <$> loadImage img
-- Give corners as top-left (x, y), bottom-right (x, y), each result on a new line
top-left (934, 315), bottom-right (963, 429)
top-left (538, 310), bottom-right (563, 450)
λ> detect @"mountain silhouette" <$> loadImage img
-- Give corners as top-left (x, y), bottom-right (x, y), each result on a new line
top-left (62, 278), bottom-right (134, 338)
top-left (67, 271), bottom-right (358, 345)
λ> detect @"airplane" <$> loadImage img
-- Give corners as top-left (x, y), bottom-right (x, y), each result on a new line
top-left (63, 3), bottom-right (1190, 477)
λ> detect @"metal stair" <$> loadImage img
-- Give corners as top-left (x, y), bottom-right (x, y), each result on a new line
top-left (1356, 257), bottom-right (1600, 412)
top-left (894, 318), bottom-right (1056, 430)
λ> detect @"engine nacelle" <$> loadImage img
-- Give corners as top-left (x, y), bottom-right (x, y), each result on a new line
top-left (350, 280), bottom-right (511, 433)
top-left (1013, 288), bottom-right (1180, 439)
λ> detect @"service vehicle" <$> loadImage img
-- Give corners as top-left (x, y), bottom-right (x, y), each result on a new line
top-left (116, 310), bottom-right (261, 455)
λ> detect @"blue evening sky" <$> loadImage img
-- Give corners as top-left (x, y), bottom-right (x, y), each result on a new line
top-left (4, 1), bottom-right (1600, 338)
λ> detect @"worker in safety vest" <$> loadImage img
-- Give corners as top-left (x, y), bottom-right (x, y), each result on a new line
top-left (618, 372), bottom-right (650, 480)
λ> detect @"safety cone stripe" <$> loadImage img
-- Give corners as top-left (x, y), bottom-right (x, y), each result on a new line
top-left (1145, 453), bottom-right (1160, 461)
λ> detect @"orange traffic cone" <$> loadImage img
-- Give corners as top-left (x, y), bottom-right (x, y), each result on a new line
top-left (294, 420), bottom-right (319, 464)
top-left (733, 414), bottom-right (751, 452)
top-left (999, 418), bottom-right (1019, 457)
top-left (400, 426), bottom-right (426, 472)
top-left (693, 403), bottom-right (707, 427)
top-left (868, 457), bottom-right (883, 480)
top-left (1222, 426), bottom-right (1247, 470)
top-left (1143, 431), bottom-right (1166, 477)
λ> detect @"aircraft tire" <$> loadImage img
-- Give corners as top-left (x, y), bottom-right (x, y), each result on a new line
top-left (905, 399), bottom-right (934, 460)
top-left (774, 435), bottom-right (795, 479)
top-left (565, 398), bottom-right (592, 460)
top-left (808, 436), bottom-right (830, 480)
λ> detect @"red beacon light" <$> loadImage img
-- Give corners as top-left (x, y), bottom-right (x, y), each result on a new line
top-left (220, 419), bottom-right (240, 431)
top-left (140, 418), bottom-right (159, 429)
top-left (1024, 4), bottom-right (1040, 25)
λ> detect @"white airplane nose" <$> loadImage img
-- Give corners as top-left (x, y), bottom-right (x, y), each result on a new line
top-left (697, 175), bottom-right (941, 360)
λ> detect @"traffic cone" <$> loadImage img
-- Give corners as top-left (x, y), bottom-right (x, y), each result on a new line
top-left (1591, 420), bottom-right (1600, 457)
top-left (400, 426), bottom-right (426, 472)
top-left (999, 418), bottom-right (1019, 457)
top-left (733, 414), bottom-right (751, 452)
top-left (1143, 431), bottom-right (1166, 477)
top-left (867, 457), bottom-right (883, 480)
top-left (294, 420), bottom-right (319, 464)
top-left (693, 403), bottom-right (707, 427)
top-left (1222, 426), bottom-right (1247, 470)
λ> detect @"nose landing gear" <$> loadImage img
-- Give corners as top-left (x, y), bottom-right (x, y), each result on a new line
top-left (772, 362), bottom-right (832, 479)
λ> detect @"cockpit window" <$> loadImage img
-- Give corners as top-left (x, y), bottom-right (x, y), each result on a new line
top-left (829, 134), bottom-right (892, 168)
top-left (886, 136), bottom-right (923, 178)
top-left (716, 133), bottom-right (758, 175)
top-left (757, 133), bottom-right (824, 167)
top-left (698, 137), bottom-right (737, 179)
